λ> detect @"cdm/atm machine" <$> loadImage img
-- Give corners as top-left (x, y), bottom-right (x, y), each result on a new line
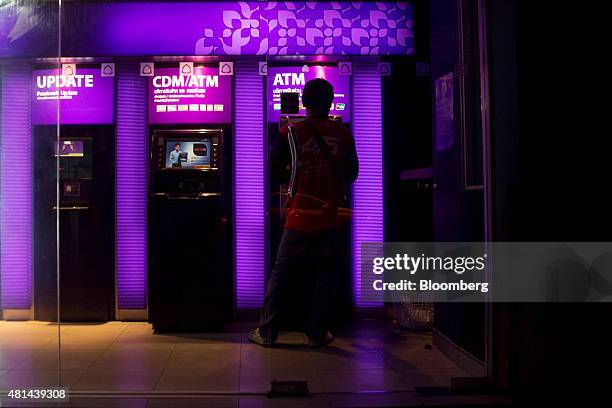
top-left (148, 129), bottom-right (232, 332)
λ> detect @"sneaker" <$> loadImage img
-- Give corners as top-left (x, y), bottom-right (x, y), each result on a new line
top-left (248, 329), bottom-right (275, 347)
top-left (307, 331), bottom-right (335, 348)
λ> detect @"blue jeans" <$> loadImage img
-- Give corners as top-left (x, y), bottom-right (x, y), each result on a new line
top-left (258, 228), bottom-right (337, 341)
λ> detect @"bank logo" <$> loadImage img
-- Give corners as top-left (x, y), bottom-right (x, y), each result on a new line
top-left (378, 63), bottom-right (391, 76)
top-left (140, 62), bottom-right (154, 77)
top-left (101, 63), bottom-right (115, 77)
top-left (259, 62), bottom-right (268, 76)
top-left (416, 62), bottom-right (430, 77)
top-left (338, 62), bottom-right (352, 76)
top-left (219, 62), bottom-right (234, 76)
top-left (180, 62), bottom-right (193, 76)
top-left (62, 64), bottom-right (76, 76)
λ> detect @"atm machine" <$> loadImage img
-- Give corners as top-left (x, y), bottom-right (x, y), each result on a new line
top-left (148, 129), bottom-right (232, 332)
top-left (34, 125), bottom-right (115, 321)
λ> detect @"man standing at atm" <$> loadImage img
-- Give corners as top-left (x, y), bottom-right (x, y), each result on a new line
top-left (250, 78), bottom-right (359, 347)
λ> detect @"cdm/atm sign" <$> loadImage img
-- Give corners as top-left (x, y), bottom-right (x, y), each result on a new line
top-left (272, 72), bottom-right (305, 86)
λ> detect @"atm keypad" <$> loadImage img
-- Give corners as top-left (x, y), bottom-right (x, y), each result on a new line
top-left (211, 144), bottom-right (219, 169)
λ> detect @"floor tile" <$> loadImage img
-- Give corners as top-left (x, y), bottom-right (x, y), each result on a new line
top-left (165, 350), bottom-right (241, 372)
top-left (326, 337), bottom-right (378, 353)
top-left (328, 391), bottom-right (420, 407)
top-left (369, 332), bottom-right (428, 350)
top-left (240, 367), bottom-right (324, 393)
top-left (59, 397), bottom-right (149, 407)
top-left (0, 369), bottom-right (83, 387)
top-left (175, 334), bottom-right (242, 352)
top-left (379, 347), bottom-right (458, 370)
top-left (240, 349), bottom-right (314, 372)
top-left (0, 336), bottom-right (57, 349)
top-left (147, 396), bottom-right (239, 407)
top-left (0, 349), bottom-right (44, 370)
top-left (89, 348), bottom-right (172, 372)
top-left (71, 368), bottom-right (163, 391)
top-left (239, 395), bottom-right (330, 408)
top-left (310, 349), bottom-right (388, 370)
top-left (398, 367), bottom-right (469, 390)
top-left (317, 368), bottom-right (410, 393)
top-left (14, 351), bottom-right (103, 371)
top-left (155, 363), bottom-right (240, 391)
top-left (105, 343), bottom-right (177, 352)
top-left (113, 333), bottom-right (180, 346)
top-left (417, 394), bottom-right (511, 406)
top-left (123, 323), bottom-right (155, 334)
top-left (0, 399), bottom-right (66, 408)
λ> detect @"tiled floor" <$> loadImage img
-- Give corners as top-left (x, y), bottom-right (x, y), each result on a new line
top-left (0, 320), bottom-right (508, 407)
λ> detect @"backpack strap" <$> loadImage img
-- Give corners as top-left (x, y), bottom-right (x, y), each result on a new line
top-left (287, 125), bottom-right (300, 198)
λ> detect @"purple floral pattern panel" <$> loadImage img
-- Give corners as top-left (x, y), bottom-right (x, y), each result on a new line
top-left (1, 2), bottom-right (414, 57)
top-left (194, 2), bottom-right (414, 56)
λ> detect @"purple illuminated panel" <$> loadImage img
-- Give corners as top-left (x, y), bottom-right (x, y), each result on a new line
top-left (116, 64), bottom-right (148, 310)
top-left (32, 68), bottom-right (114, 125)
top-left (0, 2), bottom-right (414, 57)
top-left (352, 62), bottom-right (384, 307)
top-left (1, 65), bottom-right (33, 310)
top-left (234, 61), bottom-right (265, 308)
top-left (267, 65), bottom-right (351, 122)
top-left (148, 67), bottom-right (232, 124)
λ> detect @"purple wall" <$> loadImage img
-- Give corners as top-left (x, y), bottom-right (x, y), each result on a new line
top-left (352, 62), bottom-right (384, 307)
top-left (116, 64), bottom-right (148, 310)
top-left (1, 64), bottom-right (33, 310)
top-left (234, 61), bottom-right (265, 308)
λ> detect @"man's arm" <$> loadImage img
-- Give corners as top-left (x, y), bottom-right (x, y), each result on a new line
top-left (271, 130), bottom-right (291, 183)
top-left (344, 137), bottom-right (359, 183)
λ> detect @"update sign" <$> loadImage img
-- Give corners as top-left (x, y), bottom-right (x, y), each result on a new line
top-left (32, 68), bottom-right (114, 125)
top-left (148, 66), bottom-right (231, 124)
top-left (267, 65), bottom-right (351, 122)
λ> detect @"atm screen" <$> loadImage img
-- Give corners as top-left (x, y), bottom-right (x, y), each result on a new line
top-left (165, 138), bottom-right (211, 169)
top-left (59, 141), bottom-right (84, 157)
top-left (58, 140), bottom-right (92, 179)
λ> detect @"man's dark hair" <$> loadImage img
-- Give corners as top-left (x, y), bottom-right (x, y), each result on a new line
top-left (175, 143), bottom-right (181, 147)
top-left (302, 78), bottom-right (334, 112)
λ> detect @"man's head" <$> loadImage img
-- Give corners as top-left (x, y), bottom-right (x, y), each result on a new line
top-left (175, 143), bottom-right (181, 151)
top-left (302, 78), bottom-right (334, 118)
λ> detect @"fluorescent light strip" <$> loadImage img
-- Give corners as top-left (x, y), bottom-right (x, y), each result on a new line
top-left (234, 61), bottom-right (265, 308)
top-left (352, 62), bottom-right (384, 307)
top-left (0, 64), bottom-right (33, 310)
top-left (116, 64), bottom-right (148, 309)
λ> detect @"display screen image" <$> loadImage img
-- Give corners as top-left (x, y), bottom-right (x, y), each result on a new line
top-left (165, 138), bottom-right (211, 169)
top-left (58, 140), bottom-right (92, 179)
top-left (58, 140), bottom-right (84, 157)
top-left (267, 65), bottom-right (351, 122)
